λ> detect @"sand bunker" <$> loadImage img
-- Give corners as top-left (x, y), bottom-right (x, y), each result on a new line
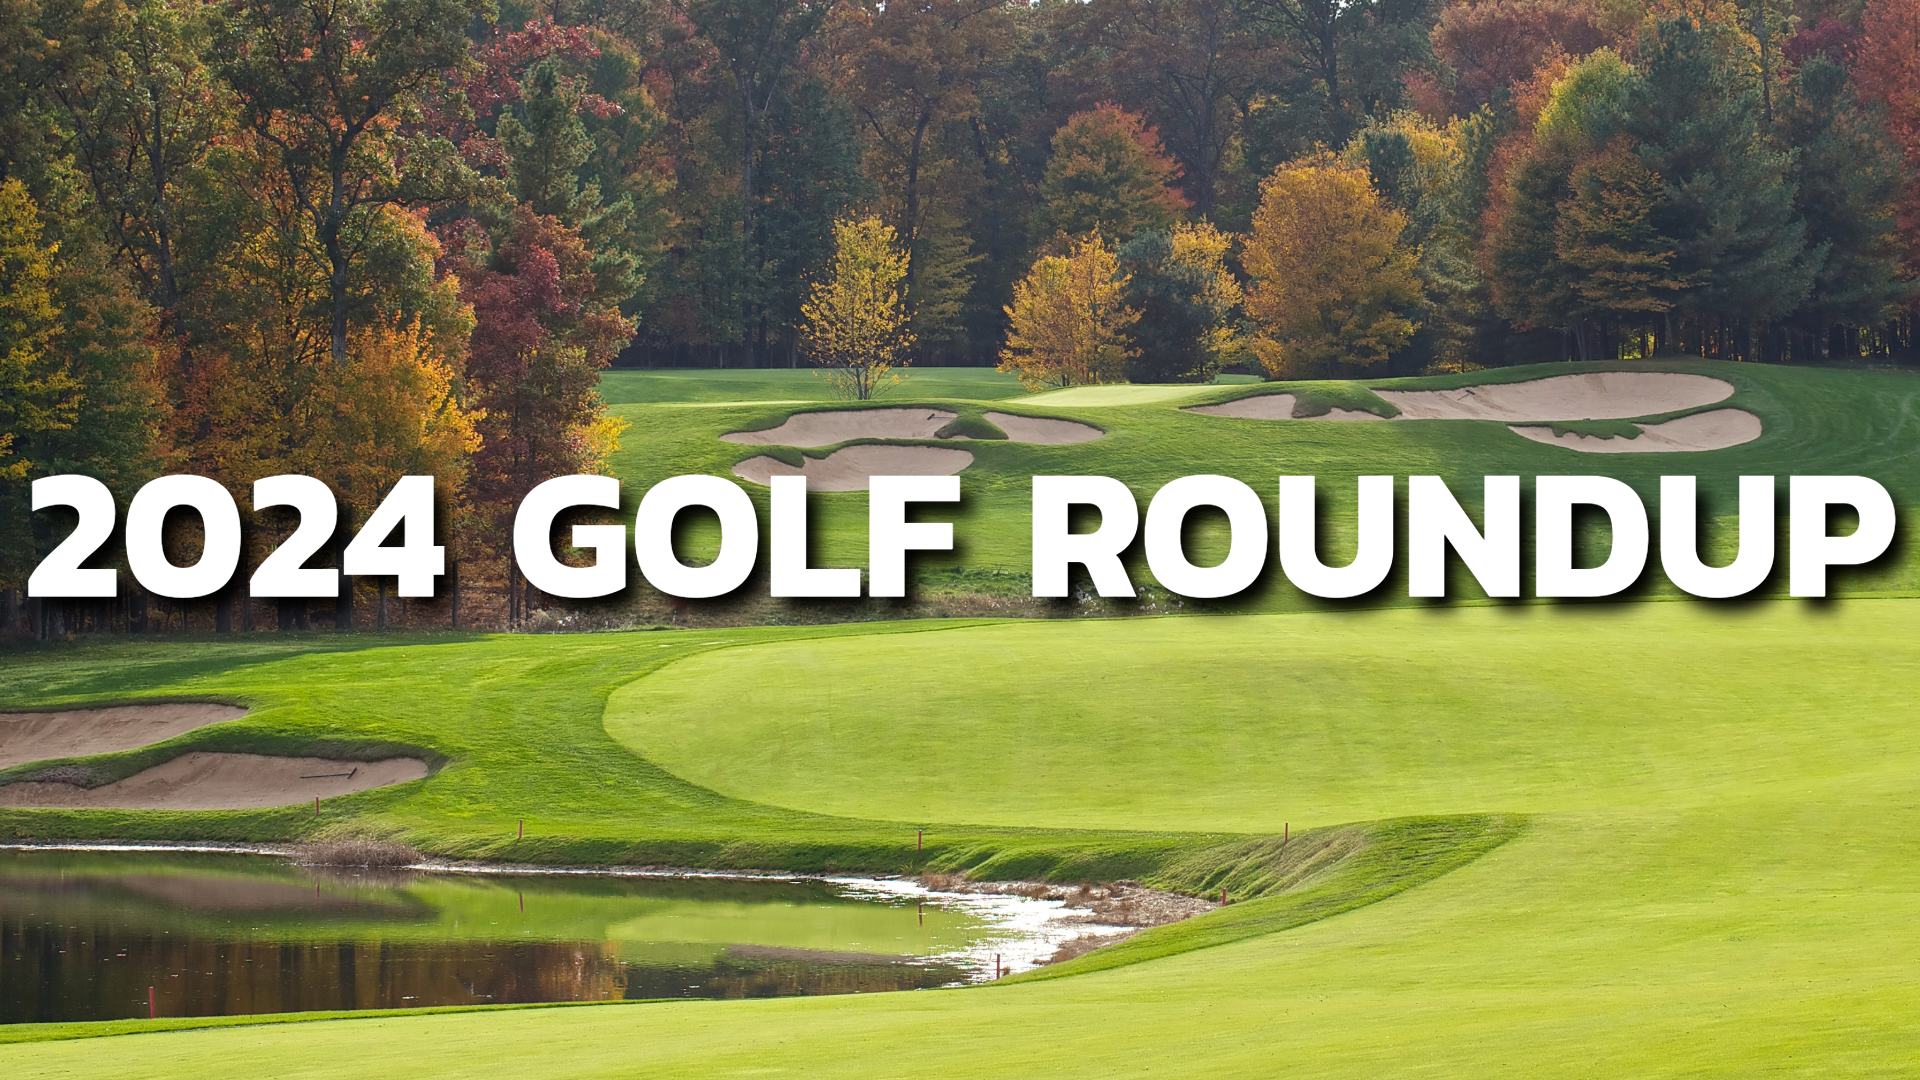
top-left (1188, 394), bottom-right (1295, 419)
top-left (732, 445), bottom-right (974, 492)
top-left (1377, 372), bottom-right (1732, 421)
top-left (723, 408), bottom-right (957, 447)
top-left (0, 704), bottom-right (247, 769)
top-left (0, 752), bottom-right (430, 810)
top-left (1508, 409), bottom-right (1762, 453)
top-left (980, 412), bottom-right (1102, 444)
top-left (1186, 394), bottom-right (1387, 421)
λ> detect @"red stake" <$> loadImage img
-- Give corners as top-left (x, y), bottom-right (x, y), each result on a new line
top-left (148, 986), bottom-right (155, 1019)
top-left (314, 796), bottom-right (320, 816)
top-left (994, 954), bottom-right (1001, 979)
top-left (518, 891), bottom-right (525, 914)
top-left (1221, 887), bottom-right (1228, 905)
top-left (1284, 822), bottom-right (1288, 842)
top-left (917, 829), bottom-right (923, 851)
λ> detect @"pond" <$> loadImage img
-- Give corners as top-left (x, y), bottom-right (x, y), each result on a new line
top-left (0, 848), bottom-right (1117, 1024)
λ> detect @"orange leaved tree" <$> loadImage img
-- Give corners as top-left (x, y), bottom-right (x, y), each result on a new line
top-left (1242, 152), bottom-right (1425, 378)
top-left (998, 232), bottom-right (1140, 390)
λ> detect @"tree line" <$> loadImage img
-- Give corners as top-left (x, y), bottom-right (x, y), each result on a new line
top-left (1, 0), bottom-right (1917, 634)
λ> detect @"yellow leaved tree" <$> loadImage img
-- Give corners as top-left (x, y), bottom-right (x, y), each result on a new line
top-left (998, 232), bottom-right (1140, 390)
top-left (1243, 152), bottom-right (1426, 379)
top-left (800, 217), bottom-right (915, 400)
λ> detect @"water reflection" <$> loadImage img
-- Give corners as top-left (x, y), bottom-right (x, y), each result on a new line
top-left (0, 850), bottom-right (979, 1023)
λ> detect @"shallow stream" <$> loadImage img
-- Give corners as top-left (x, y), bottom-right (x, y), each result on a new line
top-left (0, 848), bottom-right (1124, 1023)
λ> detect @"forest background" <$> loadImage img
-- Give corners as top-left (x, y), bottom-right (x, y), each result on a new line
top-left (2, 0), bottom-right (1919, 633)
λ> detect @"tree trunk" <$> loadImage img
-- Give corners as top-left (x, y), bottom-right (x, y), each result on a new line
top-left (377, 577), bottom-right (387, 631)
top-left (903, 105), bottom-right (932, 299)
top-left (334, 532), bottom-right (353, 631)
top-left (450, 559), bottom-right (460, 630)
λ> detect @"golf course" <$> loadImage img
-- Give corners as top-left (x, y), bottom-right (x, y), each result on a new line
top-left (5, 360), bottom-right (1920, 1076)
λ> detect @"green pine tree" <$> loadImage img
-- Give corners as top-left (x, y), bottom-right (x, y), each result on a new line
top-left (1778, 55), bottom-right (1916, 346)
top-left (1624, 18), bottom-right (1809, 329)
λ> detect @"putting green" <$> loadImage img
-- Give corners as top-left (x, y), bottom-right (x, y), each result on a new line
top-left (606, 601), bottom-right (1920, 832)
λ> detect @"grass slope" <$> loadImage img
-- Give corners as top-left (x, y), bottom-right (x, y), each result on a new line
top-left (5, 599), bottom-right (1919, 1075)
top-left (600, 359), bottom-right (1920, 604)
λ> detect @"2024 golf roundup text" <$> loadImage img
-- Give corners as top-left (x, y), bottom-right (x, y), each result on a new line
top-left (22, 470), bottom-right (1897, 604)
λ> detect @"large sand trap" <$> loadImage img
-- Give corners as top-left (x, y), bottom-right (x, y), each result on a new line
top-left (1188, 394), bottom-right (1296, 419)
top-left (732, 445), bottom-right (974, 492)
top-left (0, 704), bottom-right (248, 769)
top-left (723, 408), bottom-right (957, 447)
top-left (0, 752), bottom-right (430, 810)
top-left (981, 412), bottom-right (1102, 444)
top-left (1508, 409), bottom-right (1762, 453)
top-left (1186, 394), bottom-right (1386, 421)
top-left (1377, 372), bottom-right (1732, 421)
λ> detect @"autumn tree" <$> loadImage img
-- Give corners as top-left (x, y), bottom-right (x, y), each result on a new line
top-left (999, 232), bottom-right (1140, 389)
top-left (1483, 49), bottom-right (1674, 350)
top-left (1075, 0), bottom-right (1263, 216)
top-left (219, 0), bottom-right (483, 364)
top-left (0, 173), bottom-right (164, 617)
top-left (1855, 0), bottom-right (1920, 284)
top-left (1352, 114), bottom-right (1486, 372)
top-left (0, 180), bottom-right (80, 488)
top-left (835, 0), bottom-right (1004, 349)
top-left (800, 216), bottom-right (914, 400)
top-left (1243, 152), bottom-right (1425, 377)
top-left (1031, 105), bottom-right (1190, 249)
top-left (1429, 0), bottom-right (1610, 114)
top-left (40, 0), bottom-right (229, 347)
top-left (1118, 221), bottom-right (1245, 382)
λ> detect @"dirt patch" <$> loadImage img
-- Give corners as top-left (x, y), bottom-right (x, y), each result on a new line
top-left (921, 874), bottom-right (1216, 930)
top-left (723, 408), bottom-right (957, 447)
top-left (1377, 371), bottom-right (1733, 421)
top-left (0, 704), bottom-right (247, 769)
top-left (0, 753), bottom-right (430, 810)
top-left (292, 836), bottom-right (423, 867)
top-left (732, 445), bottom-right (974, 492)
top-left (1508, 408), bottom-right (1762, 452)
top-left (980, 411), bottom-right (1103, 444)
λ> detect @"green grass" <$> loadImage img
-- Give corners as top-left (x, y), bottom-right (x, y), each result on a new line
top-left (5, 599), bottom-right (1920, 1074)
top-left (601, 359), bottom-right (1920, 605)
top-left (10, 363), bottom-right (1920, 1072)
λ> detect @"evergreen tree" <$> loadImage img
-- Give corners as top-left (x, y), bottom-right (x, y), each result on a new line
top-left (1778, 55), bottom-right (1914, 346)
top-left (1118, 222), bottom-right (1244, 383)
top-left (1624, 18), bottom-right (1809, 331)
